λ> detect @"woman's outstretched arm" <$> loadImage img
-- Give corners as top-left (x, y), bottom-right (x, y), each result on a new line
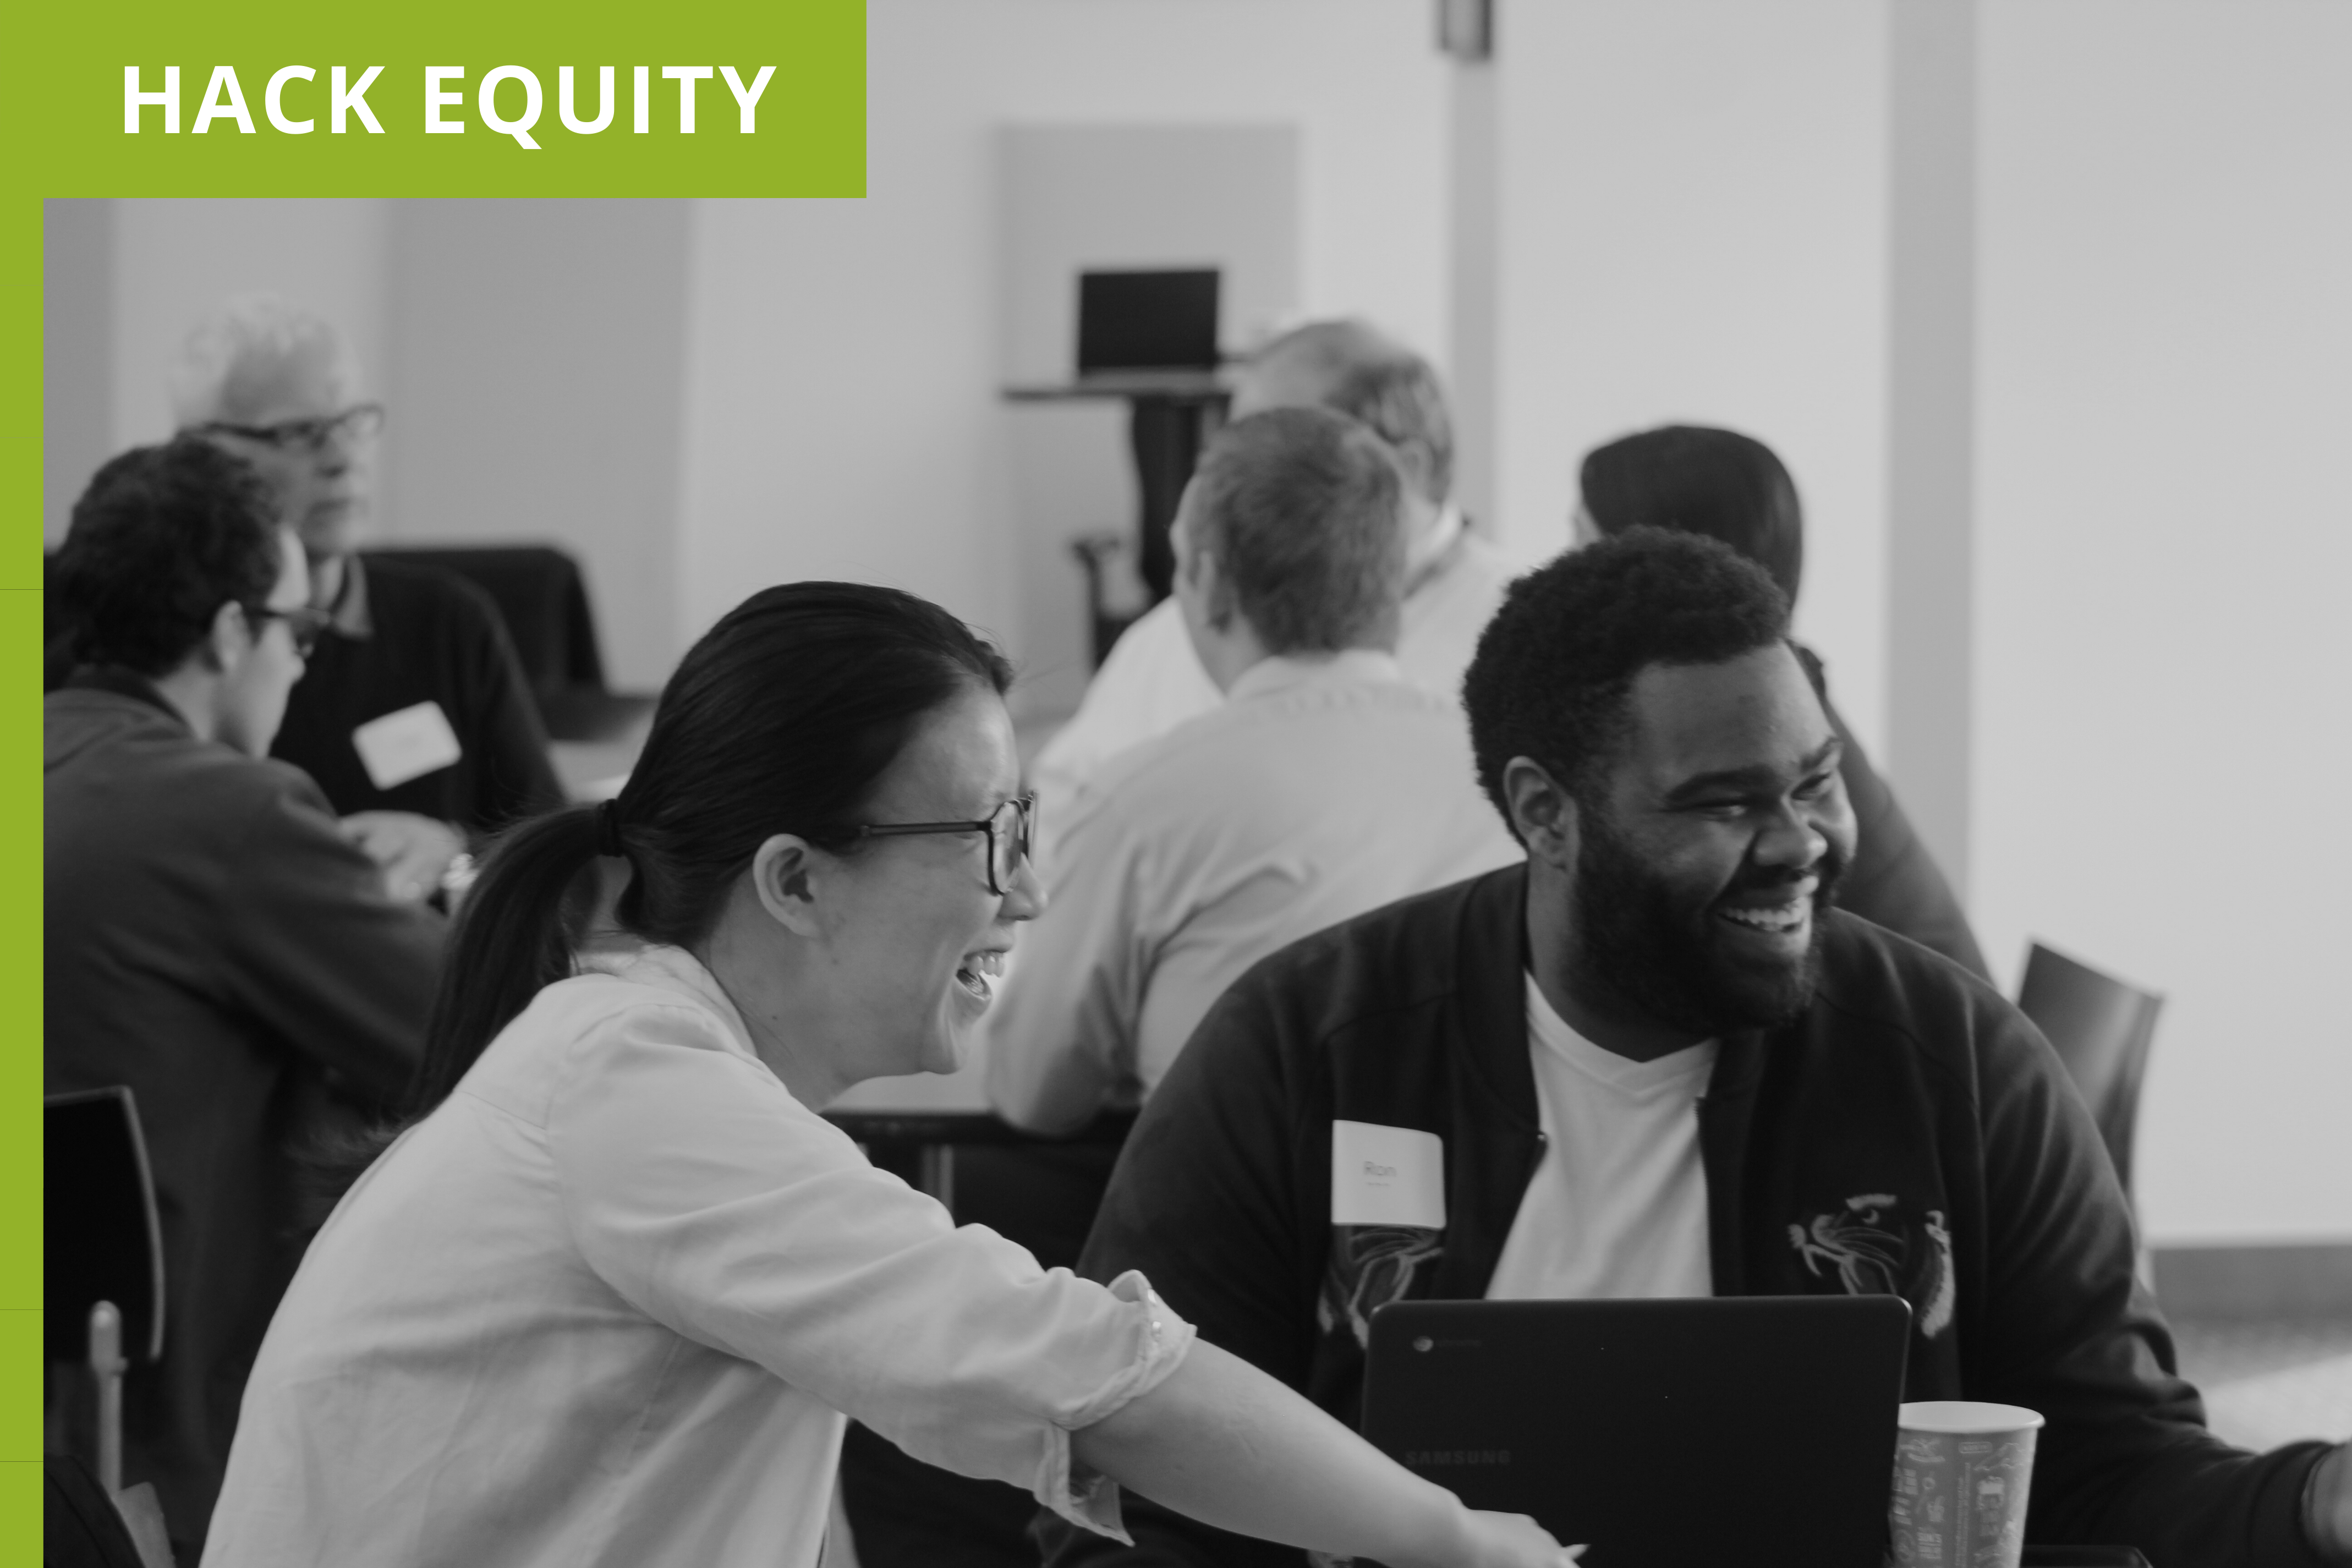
top-left (1072, 1338), bottom-right (1580, 1568)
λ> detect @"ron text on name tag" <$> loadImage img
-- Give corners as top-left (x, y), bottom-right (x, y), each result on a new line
top-left (1330, 1120), bottom-right (1445, 1229)
top-left (352, 701), bottom-right (464, 791)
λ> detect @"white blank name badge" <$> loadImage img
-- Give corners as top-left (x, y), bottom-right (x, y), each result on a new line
top-left (352, 701), bottom-right (464, 791)
top-left (1329, 1120), bottom-right (1445, 1229)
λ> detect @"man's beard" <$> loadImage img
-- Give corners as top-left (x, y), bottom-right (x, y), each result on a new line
top-left (1566, 808), bottom-right (1846, 1039)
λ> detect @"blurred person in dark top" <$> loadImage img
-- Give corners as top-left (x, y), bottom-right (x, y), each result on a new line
top-left (45, 438), bottom-right (443, 1558)
top-left (1575, 423), bottom-right (1988, 977)
top-left (172, 294), bottom-right (563, 902)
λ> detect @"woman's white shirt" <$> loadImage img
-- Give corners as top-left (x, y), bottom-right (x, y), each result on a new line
top-left (204, 943), bottom-right (1193, 1568)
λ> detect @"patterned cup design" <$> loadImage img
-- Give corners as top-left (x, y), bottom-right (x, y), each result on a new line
top-left (1887, 1402), bottom-right (2043, 1568)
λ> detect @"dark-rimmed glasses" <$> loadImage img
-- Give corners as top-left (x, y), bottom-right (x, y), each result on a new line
top-left (196, 403), bottom-right (385, 453)
top-left (848, 793), bottom-right (1037, 896)
top-left (242, 603), bottom-right (333, 657)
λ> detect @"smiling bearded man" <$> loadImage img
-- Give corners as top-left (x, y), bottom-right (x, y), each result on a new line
top-left (1559, 701), bottom-right (1850, 1040)
top-left (1045, 529), bottom-right (2351, 1568)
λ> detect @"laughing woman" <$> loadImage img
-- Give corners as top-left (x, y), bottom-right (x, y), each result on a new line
top-left (201, 583), bottom-right (1574, 1568)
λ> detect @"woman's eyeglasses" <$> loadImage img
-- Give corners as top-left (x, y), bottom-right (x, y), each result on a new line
top-left (848, 793), bottom-right (1038, 896)
top-left (242, 604), bottom-right (333, 657)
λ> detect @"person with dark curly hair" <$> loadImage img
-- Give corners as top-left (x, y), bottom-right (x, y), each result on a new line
top-left (45, 437), bottom-right (442, 1560)
top-left (1575, 423), bottom-right (1987, 976)
top-left (1052, 529), bottom-right (2350, 1568)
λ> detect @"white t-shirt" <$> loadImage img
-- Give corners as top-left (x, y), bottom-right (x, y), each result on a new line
top-left (1485, 973), bottom-right (1717, 1301)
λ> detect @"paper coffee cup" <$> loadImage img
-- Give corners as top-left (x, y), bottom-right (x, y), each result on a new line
top-left (1888, 1401), bottom-right (2044, 1568)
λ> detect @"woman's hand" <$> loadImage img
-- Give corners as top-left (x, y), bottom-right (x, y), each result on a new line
top-left (1404, 1506), bottom-right (1583, 1568)
top-left (341, 810), bottom-right (466, 902)
top-left (1074, 1339), bottom-right (1588, 1567)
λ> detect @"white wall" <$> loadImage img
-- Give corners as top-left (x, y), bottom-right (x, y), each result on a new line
top-left (107, 200), bottom-right (392, 454)
top-left (382, 201), bottom-right (690, 690)
top-left (56, 199), bottom-right (685, 690)
top-left (43, 202), bottom-right (114, 547)
top-left (673, 0), bottom-right (1450, 720)
top-left (999, 124), bottom-right (1301, 384)
top-left (1974, 1), bottom-right (2352, 1243)
top-left (998, 123), bottom-right (1301, 711)
top-left (1490, 0), bottom-right (1892, 757)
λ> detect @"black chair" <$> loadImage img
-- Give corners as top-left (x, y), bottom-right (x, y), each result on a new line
top-left (45, 1453), bottom-right (147, 1568)
top-left (363, 544), bottom-right (656, 743)
top-left (2015, 942), bottom-right (2163, 1196)
top-left (46, 1088), bottom-right (173, 1566)
top-left (1068, 534), bottom-right (1153, 668)
top-left (824, 1108), bottom-right (1136, 1212)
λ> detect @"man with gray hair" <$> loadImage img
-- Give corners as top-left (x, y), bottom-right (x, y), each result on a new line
top-left (987, 406), bottom-right (1521, 1134)
top-left (1030, 319), bottom-right (1515, 845)
top-left (172, 295), bottom-right (563, 901)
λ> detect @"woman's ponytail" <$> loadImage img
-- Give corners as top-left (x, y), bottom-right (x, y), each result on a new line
top-left (408, 805), bottom-right (607, 1114)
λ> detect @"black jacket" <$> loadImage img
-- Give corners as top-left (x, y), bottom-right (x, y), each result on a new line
top-left (1055, 866), bottom-right (2331, 1568)
top-left (45, 672), bottom-right (442, 1551)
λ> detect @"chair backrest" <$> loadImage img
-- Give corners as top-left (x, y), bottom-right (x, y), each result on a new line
top-left (44, 1089), bottom-right (165, 1365)
top-left (2015, 943), bottom-right (2163, 1195)
top-left (364, 544), bottom-right (608, 700)
top-left (43, 1453), bottom-right (150, 1568)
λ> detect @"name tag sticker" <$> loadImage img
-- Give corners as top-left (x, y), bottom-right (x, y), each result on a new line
top-left (1330, 1120), bottom-right (1445, 1229)
top-left (352, 701), bottom-right (463, 790)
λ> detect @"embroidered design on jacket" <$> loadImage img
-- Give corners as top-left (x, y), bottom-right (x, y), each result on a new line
top-left (1320, 1224), bottom-right (1443, 1348)
top-left (1789, 1193), bottom-right (1956, 1338)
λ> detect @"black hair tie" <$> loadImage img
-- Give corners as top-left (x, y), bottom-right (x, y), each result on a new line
top-left (595, 798), bottom-right (627, 858)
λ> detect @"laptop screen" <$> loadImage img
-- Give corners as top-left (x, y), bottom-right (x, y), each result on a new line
top-left (1076, 268), bottom-right (1220, 376)
top-left (1363, 1296), bottom-right (1910, 1568)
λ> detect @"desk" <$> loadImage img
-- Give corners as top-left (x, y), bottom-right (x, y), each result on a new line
top-left (825, 1055), bottom-right (1132, 1209)
top-left (1002, 371), bottom-right (1233, 617)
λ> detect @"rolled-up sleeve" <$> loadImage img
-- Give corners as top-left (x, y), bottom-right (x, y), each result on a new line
top-left (546, 1002), bottom-right (1193, 1536)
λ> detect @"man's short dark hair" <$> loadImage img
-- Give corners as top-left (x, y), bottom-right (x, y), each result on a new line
top-left (51, 438), bottom-right (283, 677)
top-left (1188, 406), bottom-right (1405, 655)
top-left (1580, 425), bottom-right (1804, 606)
top-left (1252, 321), bottom-right (1455, 502)
top-left (1463, 528), bottom-right (1791, 829)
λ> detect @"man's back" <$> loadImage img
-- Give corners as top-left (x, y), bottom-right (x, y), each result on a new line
top-left (989, 652), bottom-right (1521, 1122)
top-left (46, 675), bottom-right (440, 1552)
top-left (1030, 535), bottom-right (1516, 847)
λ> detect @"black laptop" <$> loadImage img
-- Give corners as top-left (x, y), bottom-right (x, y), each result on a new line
top-left (1363, 1296), bottom-right (1911, 1568)
top-left (1076, 268), bottom-right (1220, 379)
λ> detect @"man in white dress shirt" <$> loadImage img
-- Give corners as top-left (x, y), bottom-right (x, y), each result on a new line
top-left (987, 407), bottom-right (1522, 1136)
top-left (1029, 320), bottom-right (1515, 853)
